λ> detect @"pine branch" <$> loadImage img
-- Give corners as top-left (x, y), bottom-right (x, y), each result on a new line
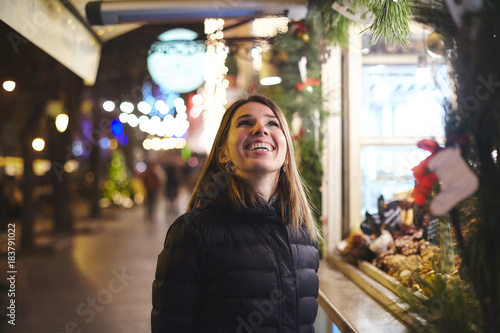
top-left (364, 0), bottom-right (414, 46)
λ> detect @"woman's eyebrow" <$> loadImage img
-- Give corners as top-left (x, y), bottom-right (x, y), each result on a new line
top-left (235, 114), bottom-right (277, 121)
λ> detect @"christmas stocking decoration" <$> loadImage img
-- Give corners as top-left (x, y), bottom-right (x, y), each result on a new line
top-left (427, 145), bottom-right (479, 216)
top-left (332, 0), bottom-right (375, 25)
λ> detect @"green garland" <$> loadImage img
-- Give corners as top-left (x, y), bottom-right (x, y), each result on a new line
top-left (260, 0), bottom-right (416, 236)
top-left (258, 0), bottom-right (417, 246)
top-left (306, 0), bottom-right (415, 47)
top-left (307, 0), bottom-right (354, 48)
top-left (260, 18), bottom-right (325, 238)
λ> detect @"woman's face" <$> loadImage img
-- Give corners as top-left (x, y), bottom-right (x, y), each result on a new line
top-left (221, 102), bottom-right (287, 180)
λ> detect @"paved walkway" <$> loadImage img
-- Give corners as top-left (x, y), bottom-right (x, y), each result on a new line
top-left (1, 190), bottom-right (190, 333)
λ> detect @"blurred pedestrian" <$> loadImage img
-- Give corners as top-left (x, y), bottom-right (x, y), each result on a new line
top-left (163, 163), bottom-right (180, 215)
top-left (152, 95), bottom-right (320, 332)
top-left (141, 161), bottom-right (160, 221)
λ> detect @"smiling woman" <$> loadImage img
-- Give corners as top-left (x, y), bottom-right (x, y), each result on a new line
top-left (218, 101), bottom-right (288, 201)
top-left (152, 95), bottom-right (320, 333)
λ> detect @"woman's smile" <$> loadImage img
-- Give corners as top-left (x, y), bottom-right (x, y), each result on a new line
top-left (246, 141), bottom-right (274, 152)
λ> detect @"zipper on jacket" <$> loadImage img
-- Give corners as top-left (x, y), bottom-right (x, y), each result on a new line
top-left (267, 223), bottom-right (283, 333)
top-left (283, 226), bottom-right (300, 333)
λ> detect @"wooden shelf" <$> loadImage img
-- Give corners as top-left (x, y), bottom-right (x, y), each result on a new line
top-left (318, 254), bottom-right (423, 332)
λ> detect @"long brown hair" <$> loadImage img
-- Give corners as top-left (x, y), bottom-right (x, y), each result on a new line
top-left (187, 95), bottom-right (317, 240)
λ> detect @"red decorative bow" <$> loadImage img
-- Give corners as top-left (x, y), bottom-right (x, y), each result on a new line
top-left (411, 139), bottom-right (442, 205)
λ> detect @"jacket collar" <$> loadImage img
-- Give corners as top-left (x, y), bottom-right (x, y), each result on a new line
top-left (195, 186), bottom-right (283, 223)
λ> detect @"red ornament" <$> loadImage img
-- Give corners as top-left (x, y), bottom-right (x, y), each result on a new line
top-left (295, 78), bottom-right (320, 91)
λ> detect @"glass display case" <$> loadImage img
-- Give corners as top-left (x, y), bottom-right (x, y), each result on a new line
top-left (360, 63), bottom-right (449, 214)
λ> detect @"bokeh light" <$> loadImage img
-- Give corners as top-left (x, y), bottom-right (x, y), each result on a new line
top-left (192, 94), bottom-right (203, 105)
top-left (127, 114), bottom-right (139, 128)
top-left (32, 138), bottom-right (45, 151)
top-left (135, 161), bottom-right (147, 173)
top-left (111, 119), bottom-right (124, 136)
top-left (109, 138), bottom-right (119, 149)
top-left (121, 198), bottom-right (134, 208)
top-left (119, 101), bottom-right (134, 113)
top-left (99, 137), bottom-right (110, 149)
top-left (64, 160), bottom-right (79, 173)
top-left (3, 80), bottom-right (16, 92)
top-left (55, 114), bottom-right (69, 133)
top-left (151, 137), bottom-right (162, 151)
top-left (142, 138), bottom-right (152, 150)
top-left (137, 101), bottom-right (152, 114)
top-left (119, 112), bottom-right (129, 124)
top-left (98, 198), bottom-right (110, 208)
top-left (188, 156), bottom-right (199, 167)
top-left (72, 141), bottom-right (83, 156)
top-left (103, 100), bottom-right (115, 112)
top-left (134, 193), bottom-right (144, 205)
top-left (84, 171), bottom-right (95, 182)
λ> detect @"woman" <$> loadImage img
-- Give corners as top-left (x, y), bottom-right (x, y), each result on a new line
top-left (152, 95), bottom-right (320, 333)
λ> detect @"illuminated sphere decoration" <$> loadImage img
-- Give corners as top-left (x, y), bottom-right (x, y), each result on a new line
top-left (426, 32), bottom-right (446, 58)
top-left (147, 28), bottom-right (206, 94)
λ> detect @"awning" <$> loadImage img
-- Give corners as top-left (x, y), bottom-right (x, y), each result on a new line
top-left (0, 0), bottom-right (101, 85)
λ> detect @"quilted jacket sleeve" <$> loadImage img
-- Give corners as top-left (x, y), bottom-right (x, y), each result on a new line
top-left (151, 216), bottom-right (205, 333)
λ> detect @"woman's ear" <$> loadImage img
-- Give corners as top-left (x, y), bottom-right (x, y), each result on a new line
top-left (218, 149), bottom-right (229, 164)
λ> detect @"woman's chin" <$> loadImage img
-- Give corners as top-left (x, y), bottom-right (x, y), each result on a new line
top-left (239, 165), bottom-right (281, 177)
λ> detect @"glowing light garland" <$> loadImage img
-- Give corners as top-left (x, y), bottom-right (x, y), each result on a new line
top-left (105, 82), bottom-right (191, 150)
top-left (202, 18), bottom-right (228, 153)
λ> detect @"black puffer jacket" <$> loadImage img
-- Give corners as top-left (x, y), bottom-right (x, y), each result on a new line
top-left (151, 192), bottom-right (319, 333)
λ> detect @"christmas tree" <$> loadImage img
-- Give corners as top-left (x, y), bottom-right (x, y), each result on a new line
top-left (100, 150), bottom-right (134, 209)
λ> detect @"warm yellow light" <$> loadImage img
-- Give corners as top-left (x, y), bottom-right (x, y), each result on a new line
top-left (151, 137), bottom-right (162, 151)
top-left (109, 138), bottom-right (118, 150)
top-left (33, 159), bottom-right (51, 176)
top-left (142, 138), bottom-right (152, 150)
top-left (55, 114), bottom-right (69, 133)
top-left (175, 138), bottom-right (187, 149)
top-left (3, 80), bottom-right (15, 92)
top-left (64, 160), bottom-right (79, 173)
top-left (122, 198), bottom-right (134, 208)
top-left (98, 198), bottom-right (110, 208)
top-left (134, 193), bottom-right (144, 205)
top-left (32, 138), bottom-right (45, 151)
top-left (252, 16), bottom-right (289, 37)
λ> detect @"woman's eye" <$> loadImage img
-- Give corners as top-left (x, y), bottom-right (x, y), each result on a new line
top-left (268, 121), bottom-right (279, 127)
top-left (237, 120), bottom-right (250, 126)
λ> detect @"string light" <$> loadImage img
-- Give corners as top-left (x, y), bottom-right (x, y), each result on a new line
top-left (113, 84), bottom-right (190, 146)
top-left (203, 18), bottom-right (228, 154)
top-left (252, 16), bottom-right (289, 38)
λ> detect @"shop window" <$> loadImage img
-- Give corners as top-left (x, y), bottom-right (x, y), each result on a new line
top-left (360, 63), bottom-right (449, 214)
top-left (361, 145), bottom-right (425, 213)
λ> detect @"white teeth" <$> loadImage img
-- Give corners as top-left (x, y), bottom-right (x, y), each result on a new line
top-left (249, 142), bottom-right (272, 151)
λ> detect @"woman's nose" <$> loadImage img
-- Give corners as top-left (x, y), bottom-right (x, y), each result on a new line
top-left (252, 122), bottom-right (269, 135)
